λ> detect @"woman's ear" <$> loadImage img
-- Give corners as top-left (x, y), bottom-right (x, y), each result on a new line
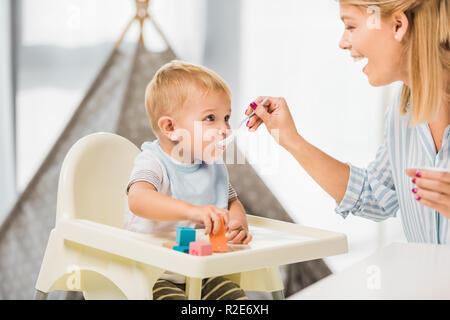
top-left (392, 10), bottom-right (409, 42)
top-left (158, 116), bottom-right (178, 141)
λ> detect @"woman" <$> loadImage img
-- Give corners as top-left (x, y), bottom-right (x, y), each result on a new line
top-left (246, 0), bottom-right (450, 244)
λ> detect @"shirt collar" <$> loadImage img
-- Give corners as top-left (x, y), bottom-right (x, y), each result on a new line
top-left (154, 140), bottom-right (202, 173)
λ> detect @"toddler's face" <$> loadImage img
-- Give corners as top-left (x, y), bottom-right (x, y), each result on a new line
top-left (171, 88), bottom-right (232, 163)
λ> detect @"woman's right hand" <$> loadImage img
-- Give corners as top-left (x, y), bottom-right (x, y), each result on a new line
top-left (186, 205), bottom-right (229, 235)
top-left (245, 96), bottom-right (301, 150)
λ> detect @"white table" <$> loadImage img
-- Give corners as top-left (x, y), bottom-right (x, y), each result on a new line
top-left (290, 242), bottom-right (450, 300)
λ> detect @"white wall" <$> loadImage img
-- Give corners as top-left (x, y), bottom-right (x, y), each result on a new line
top-left (0, 0), bottom-right (16, 224)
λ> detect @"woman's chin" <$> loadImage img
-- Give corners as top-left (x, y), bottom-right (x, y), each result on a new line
top-left (367, 75), bottom-right (386, 87)
top-left (366, 70), bottom-right (394, 87)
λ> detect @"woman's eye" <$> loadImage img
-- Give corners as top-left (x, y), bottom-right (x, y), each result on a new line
top-left (205, 115), bottom-right (215, 121)
top-left (346, 25), bottom-right (355, 31)
top-left (224, 115), bottom-right (230, 122)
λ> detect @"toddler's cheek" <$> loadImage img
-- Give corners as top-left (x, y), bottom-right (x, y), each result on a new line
top-left (202, 142), bottom-right (224, 162)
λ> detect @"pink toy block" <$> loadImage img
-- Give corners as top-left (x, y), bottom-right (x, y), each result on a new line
top-left (189, 241), bottom-right (213, 256)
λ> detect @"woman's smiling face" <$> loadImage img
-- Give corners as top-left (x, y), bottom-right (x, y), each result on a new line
top-left (338, 4), bottom-right (410, 87)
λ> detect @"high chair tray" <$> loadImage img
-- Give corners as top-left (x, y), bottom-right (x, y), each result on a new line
top-left (57, 215), bottom-right (348, 279)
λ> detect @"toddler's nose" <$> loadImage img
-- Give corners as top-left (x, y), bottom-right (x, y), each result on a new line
top-left (218, 128), bottom-right (231, 138)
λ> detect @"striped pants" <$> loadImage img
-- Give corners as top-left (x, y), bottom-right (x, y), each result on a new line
top-left (152, 276), bottom-right (248, 300)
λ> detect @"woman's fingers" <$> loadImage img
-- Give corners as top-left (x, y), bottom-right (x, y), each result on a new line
top-left (408, 169), bottom-right (450, 219)
top-left (408, 169), bottom-right (450, 196)
top-left (415, 187), bottom-right (448, 205)
top-left (413, 176), bottom-right (450, 196)
top-left (247, 115), bottom-right (263, 130)
top-left (245, 96), bottom-right (271, 116)
top-left (244, 96), bottom-right (299, 150)
top-left (415, 197), bottom-right (450, 218)
top-left (406, 169), bottom-right (417, 178)
top-left (407, 169), bottom-right (450, 183)
top-left (249, 119), bottom-right (264, 132)
top-left (419, 169), bottom-right (450, 183)
top-left (414, 186), bottom-right (450, 219)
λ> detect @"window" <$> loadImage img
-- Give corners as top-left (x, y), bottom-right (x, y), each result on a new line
top-left (16, 0), bottom-right (134, 191)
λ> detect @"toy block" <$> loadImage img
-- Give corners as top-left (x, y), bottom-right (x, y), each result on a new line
top-left (209, 215), bottom-right (228, 252)
top-left (176, 227), bottom-right (196, 246)
top-left (173, 245), bottom-right (190, 253)
top-left (189, 241), bottom-right (213, 256)
top-left (162, 242), bottom-right (177, 249)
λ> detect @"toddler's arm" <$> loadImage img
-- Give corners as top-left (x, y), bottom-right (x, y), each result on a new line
top-left (128, 181), bottom-right (229, 235)
top-left (226, 197), bottom-right (252, 244)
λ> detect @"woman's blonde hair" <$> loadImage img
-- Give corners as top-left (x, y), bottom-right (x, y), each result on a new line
top-left (340, 0), bottom-right (449, 124)
top-left (145, 60), bottom-right (231, 134)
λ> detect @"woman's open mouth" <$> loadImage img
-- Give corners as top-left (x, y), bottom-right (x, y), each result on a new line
top-left (354, 56), bottom-right (369, 73)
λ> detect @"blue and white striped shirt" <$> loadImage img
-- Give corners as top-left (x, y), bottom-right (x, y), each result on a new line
top-left (335, 89), bottom-right (450, 244)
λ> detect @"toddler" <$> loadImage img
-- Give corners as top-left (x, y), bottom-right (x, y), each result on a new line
top-left (124, 60), bottom-right (252, 300)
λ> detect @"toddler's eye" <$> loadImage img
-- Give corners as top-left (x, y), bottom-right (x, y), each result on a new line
top-left (204, 114), bottom-right (215, 122)
top-left (346, 25), bottom-right (355, 31)
top-left (224, 115), bottom-right (230, 122)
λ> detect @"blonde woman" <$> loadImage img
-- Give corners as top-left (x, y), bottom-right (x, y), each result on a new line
top-left (246, 0), bottom-right (450, 243)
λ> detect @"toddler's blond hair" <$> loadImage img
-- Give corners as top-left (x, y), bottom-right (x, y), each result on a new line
top-left (145, 60), bottom-right (232, 134)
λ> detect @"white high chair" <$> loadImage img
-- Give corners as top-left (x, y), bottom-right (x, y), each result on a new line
top-left (34, 132), bottom-right (286, 300)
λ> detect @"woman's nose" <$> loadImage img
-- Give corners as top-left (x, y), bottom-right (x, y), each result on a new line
top-left (339, 33), bottom-right (351, 50)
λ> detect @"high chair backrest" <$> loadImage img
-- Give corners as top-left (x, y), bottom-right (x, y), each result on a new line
top-left (56, 132), bottom-right (140, 227)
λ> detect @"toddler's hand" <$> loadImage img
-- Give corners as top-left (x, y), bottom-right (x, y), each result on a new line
top-left (187, 205), bottom-right (229, 235)
top-left (226, 219), bottom-right (252, 244)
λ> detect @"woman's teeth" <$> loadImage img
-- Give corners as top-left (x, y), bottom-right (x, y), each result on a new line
top-left (353, 56), bottom-right (367, 63)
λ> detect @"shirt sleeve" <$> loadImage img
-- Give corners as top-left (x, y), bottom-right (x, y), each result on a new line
top-left (228, 183), bottom-right (238, 200)
top-left (126, 150), bottom-right (164, 195)
top-left (335, 106), bottom-right (399, 222)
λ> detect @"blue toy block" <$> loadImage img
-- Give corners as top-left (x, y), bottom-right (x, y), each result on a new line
top-left (173, 245), bottom-right (190, 253)
top-left (176, 227), bottom-right (196, 246)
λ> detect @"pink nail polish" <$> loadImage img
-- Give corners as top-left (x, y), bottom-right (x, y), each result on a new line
top-left (416, 172), bottom-right (422, 177)
top-left (415, 195), bottom-right (421, 201)
top-left (412, 178), bottom-right (416, 184)
top-left (246, 120), bottom-right (249, 127)
top-left (412, 188), bottom-right (418, 194)
top-left (250, 102), bottom-right (258, 110)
